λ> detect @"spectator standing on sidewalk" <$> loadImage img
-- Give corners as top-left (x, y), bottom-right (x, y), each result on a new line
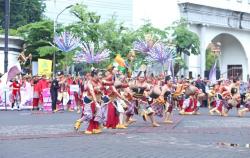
top-left (50, 75), bottom-right (60, 112)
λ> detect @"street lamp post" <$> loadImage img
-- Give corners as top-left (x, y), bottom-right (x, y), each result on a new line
top-left (53, 4), bottom-right (74, 78)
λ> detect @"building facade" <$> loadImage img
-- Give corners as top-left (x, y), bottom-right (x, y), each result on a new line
top-left (44, 0), bottom-right (133, 27)
top-left (178, 0), bottom-right (250, 81)
top-left (44, 0), bottom-right (250, 81)
top-left (0, 35), bottom-right (24, 74)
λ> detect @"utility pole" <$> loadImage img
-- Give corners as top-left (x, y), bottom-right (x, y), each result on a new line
top-left (4, 0), bottom-right (10, 73)
top-left (4, 0), bottom-right (10, 111)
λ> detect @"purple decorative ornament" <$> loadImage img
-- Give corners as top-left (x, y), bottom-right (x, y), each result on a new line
top-left (54, 32), bottom-right (80, 52)
top-left (147, 42), bottom-right (175, 65)
top-left (74, 42), bottom-right (110, 64)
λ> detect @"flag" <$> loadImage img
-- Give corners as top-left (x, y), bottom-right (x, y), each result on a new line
top-left (6, 65), bottom-right (21, 83)
top-left (167, 60), bottom-right (174, 78)
top-left (209, 61), bottom-right (217, 84)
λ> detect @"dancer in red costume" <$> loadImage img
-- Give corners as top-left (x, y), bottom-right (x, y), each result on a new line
top-left (102, 68), bottom-right (119, 129)
top-left (74, 69), bottom-right (103, 134)
top-left (37, 75), bottom-right (48, 108)
top-left (209, 80), bottom-right (229, 115)
top-left (10, 77), bottom-right (21, 110)
top-left (32, 76), bottom-right (40, 110)
top-left (179, 81), bottom-right (200, 115)
top-left (100, 66), bottom-right (130, 129)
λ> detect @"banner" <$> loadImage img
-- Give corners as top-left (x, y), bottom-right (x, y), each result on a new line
top-left (209, 61), bottom-right (217, 84)
top-left (38, 59), bottom-right (52, 77)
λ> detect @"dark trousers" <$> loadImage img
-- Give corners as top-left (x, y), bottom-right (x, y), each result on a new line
top-left (51, 91), bottom-right (58, 111)
top-left (241, 93), bottom-right (246, 105)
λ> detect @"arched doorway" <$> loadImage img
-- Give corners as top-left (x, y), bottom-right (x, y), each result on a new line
top-left (206, 33), bottom-right (248, 81)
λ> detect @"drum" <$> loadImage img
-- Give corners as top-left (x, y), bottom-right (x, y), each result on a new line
top-left (228, 98), bottom-right (238, 107)
top-left (173, 84), bottom-right (183, 98)
top-left (231, 87), bottom-right (238, 95)
top-left (149, 86), bottom-right (161, 99)
top-left (197, 92), bottom-right (206, 100)
top-left (114, 80), bottom-right (122, 88)
top-left (185, 86), bottom-right (197, 96)
top-left (156, 96), bottom-right (165, 104)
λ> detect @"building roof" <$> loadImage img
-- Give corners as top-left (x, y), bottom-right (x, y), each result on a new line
top-left (178, 0), bottom-right (250, 14)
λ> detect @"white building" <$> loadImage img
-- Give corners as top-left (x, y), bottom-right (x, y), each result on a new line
top-left (178, 0), bottom-right (250, 81)
top-left (45, 0), bottom-right (250, 81)
top-left (0, 35), bottom-right (24, 74)
top-left (44, 0), bottom-right (133, 27)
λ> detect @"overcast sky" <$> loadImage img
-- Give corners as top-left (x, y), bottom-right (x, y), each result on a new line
top-left (133, 0), bottom-right (180, 29)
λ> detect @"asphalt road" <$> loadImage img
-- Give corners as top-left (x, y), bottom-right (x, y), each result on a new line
top-left (0, 108), bottom-right (250, 158)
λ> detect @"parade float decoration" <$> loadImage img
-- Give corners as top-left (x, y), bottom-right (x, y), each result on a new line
top-left (74, 42), bottom-right (110, 64)
top-left (54, 31), bottom-right (80, 52)
top-left (133, 34), bottom-right (157, 55)
top-left (133, 35), bottom-right (176, 76)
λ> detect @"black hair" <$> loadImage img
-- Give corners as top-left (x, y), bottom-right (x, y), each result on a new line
top-left (233, 77), bottom-right (239, 83)
top-left (137, 71), bottom-right (146, 78)
top-left (165, 75), bottom-right (171, 83)
top-left (91, 69), bottom-right (98, 77)
top-left (231, 87), bottom-right (238, 95)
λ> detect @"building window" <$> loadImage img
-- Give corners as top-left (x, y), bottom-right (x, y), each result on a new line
top-left (237, 0), bottom-right (242, 2)
top-left (227, 65), bottom-right (242, 80)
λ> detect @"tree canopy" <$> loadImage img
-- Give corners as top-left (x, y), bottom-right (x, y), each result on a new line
top-left (13, 3), bottom-right (200, 74)
top-left (0, 0), bottom-right (45, 29)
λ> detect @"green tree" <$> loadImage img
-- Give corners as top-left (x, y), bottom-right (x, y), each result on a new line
top-left (206, 48), bottom-right (218, 70)
top-left (17, 20), bottom-right (55, 60)
top-left (170, 19), bottom-right (200, 56)
top-left (167, 19), bottom-right (200, 74)
top-left (134, 21), bottom-right (168, 42)
top-left (67, 4), bottom-right (137, 69)
top-left (0, 0), bottom-right (46, 29)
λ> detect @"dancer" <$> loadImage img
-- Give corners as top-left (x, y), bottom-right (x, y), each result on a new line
top-left (126, 66), bottom-right (159, 127)
top-left (222, 78), bottom-right (241, 116)
top-left (160, 75), bottom-right (175, 123)
top-left (74, 69), bottom-right (103, 134)
top-left (238, 90), bottom-right (250, 117)
top-left (179, 82), bottom-right (200, 115)
top-left (10, 77), bottom-right (21, 111)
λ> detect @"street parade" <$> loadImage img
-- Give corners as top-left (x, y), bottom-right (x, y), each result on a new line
top-left (1, 1), bottom-right (250, 158)
top-left (1, 34), bottom-right (249, 136)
